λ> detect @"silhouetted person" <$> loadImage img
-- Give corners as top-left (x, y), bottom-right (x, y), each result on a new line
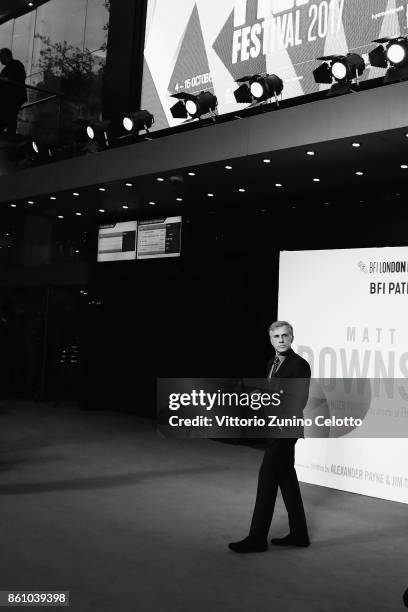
top-left (0, 48), bottom-right (27, 136)
top-left (229, 321), bottom-right (311, 553)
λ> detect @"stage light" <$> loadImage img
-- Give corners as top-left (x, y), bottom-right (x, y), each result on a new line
top-left (109, 110), bottom-right (154, 137)
top-left (170, 91), bottom-right (218, 120)
top-left (234, 73), bottom-right (283, 105)
top-left (75, 120), bottom-right (98, 142)
top-left (313, 53), bottom-right (365, 95)
top-left (369, 36), bottom-right (408, 82)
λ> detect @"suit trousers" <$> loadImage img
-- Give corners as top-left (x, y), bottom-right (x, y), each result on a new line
top-left (249, 438), bottom-right (308, 541)
top-left (0, 103), bottom-right (21, 135)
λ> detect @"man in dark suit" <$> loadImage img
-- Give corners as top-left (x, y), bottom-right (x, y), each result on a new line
top-left (0, 48), bottom-right (27, 136)
top-left (229, 320), bottom-right (311, 553)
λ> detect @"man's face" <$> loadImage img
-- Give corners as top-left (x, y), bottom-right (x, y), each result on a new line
top-left (0, 53), bottom-right (8, 66)
top-left (269, 326), bottom-right (293, 354)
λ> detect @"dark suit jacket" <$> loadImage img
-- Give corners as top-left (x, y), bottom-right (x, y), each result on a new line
top-left (0, 59), bottom-right (27, 107)
top-left (266, 348), bottom-right (311, 437)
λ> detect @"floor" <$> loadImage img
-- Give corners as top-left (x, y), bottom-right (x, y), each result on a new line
top-left (0, 401), bottom-right (406, 612)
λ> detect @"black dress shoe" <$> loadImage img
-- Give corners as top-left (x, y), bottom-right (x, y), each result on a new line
top-left (228, 537), bottom-right (268, 553)
top-left (270, 534), bottom-right (310, 547)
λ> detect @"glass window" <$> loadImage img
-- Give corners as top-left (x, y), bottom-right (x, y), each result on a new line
top-left (11, 11), bottom-right (37, 75)
top-left (32, 0), bottom-right (87, 72)
top-left (0, 20), bottom-right (13, 52)
top-left (85, 0), bottom-right (110, 53)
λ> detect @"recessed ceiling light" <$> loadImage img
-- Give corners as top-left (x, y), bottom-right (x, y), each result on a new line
top-left (122, 204), bottom-right (129, 209)
top-left (10, 204), bottom-right (16, 208)
top-left (149, 201), bottom-right (156, 206)
top-left (73, 192), bottom-right (79, 196)
top-left (239, 188), bottom-right (246, 192)
top-left (356, 171), bottom-right (364, 176)
top-left (306, 150), bottom-right (315, 156)
top-left (275, 183), bottom-right (282, 187)
top-left (75, 250), bottom-right (80, 254)
top-left (225, 165), bottom-right (232, 170)
top-left (75, 212), bottom-right (82, 216)
top-left (188, 172), bottom-right (196, 176)
top-left (28, 2), bottom-right (34, 6)
top-left (57, 215), bottom-right (64, 219)
top-left (176, 198), bottom-right (183, 202)
top-left (207, 193), bottom-right (214, 197)
top-left (157, 177), bottom-right (164, 182)
top-left (313, 178), bottom-right (320, 182)
top-left (27, 200), bottom-right (34, 204)
top-left (50, 196), bottom-right (56, 200)
top-left (98, 209), bottom-right (105, 213)
top-left (125, 182), bottom-right (133, 187)
top-left (351, 142), bottom-right (361, 148)
top-left (401, 164), bottom-right (408, 169)
top-left (98, 187), bottom-right (106, 192)
top-left (263, 158), bottom-right (271, 164)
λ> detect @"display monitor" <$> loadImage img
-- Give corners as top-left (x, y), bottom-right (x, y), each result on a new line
top-left (137, 216), bottom-right (182, 259)
top-left (97, 221), bottom-right (138, 262)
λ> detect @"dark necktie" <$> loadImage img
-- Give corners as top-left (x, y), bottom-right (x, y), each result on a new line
top-left (270, 356), bottom-right (280, 378)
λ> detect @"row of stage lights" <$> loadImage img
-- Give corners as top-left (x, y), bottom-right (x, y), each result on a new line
top-left (24, 36), bottom-right (408, 160)
top-left (24, 110), bottom-right (155, 161)
top-left (169, 35), bottom-right (408, 120)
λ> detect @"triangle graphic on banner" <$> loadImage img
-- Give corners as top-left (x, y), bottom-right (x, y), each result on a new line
top-left (213, 0), bottom-right (267, 83)
top-left (142, 58), bottom-right (169, 131)
top-left (167, 4), bottom-right (212, 98)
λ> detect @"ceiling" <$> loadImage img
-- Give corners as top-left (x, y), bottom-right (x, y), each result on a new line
top-left (0, 0), bottom-right (48, 26)
top-left (6, 124), bottom-right (408, 223)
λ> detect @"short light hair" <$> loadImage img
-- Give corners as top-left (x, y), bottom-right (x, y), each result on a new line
top-left (268, 320), bottom-right (294, 336)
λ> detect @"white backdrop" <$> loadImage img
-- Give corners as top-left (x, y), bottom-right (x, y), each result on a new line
top-left (279, 247), bottom-right (408, 503)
